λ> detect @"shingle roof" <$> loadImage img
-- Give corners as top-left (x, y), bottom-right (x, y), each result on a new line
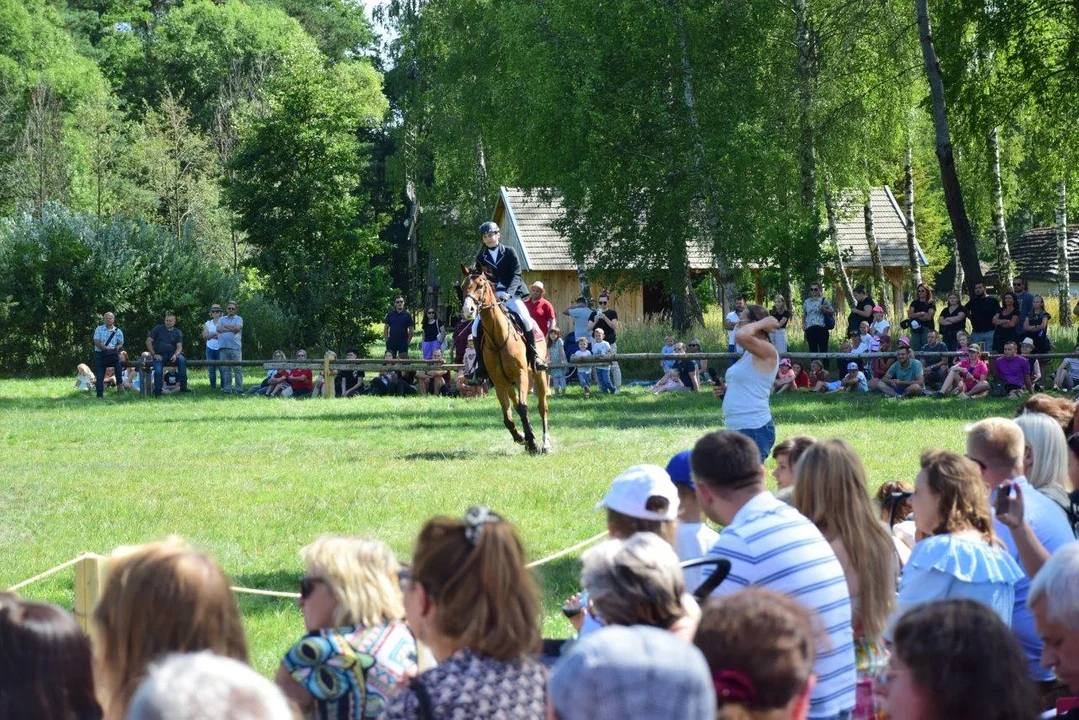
top-left (496, 187), bottom-right (714, 272)
top-left (1011, 227), bottom-right (1079, 282)
top-left (834, 186), bottom-right (927, 268)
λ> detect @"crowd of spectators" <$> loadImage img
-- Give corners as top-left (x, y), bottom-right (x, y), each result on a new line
top-left (11, 400), bottom-right (1079, 719)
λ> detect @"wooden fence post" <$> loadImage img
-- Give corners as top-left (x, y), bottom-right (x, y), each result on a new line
top-left (73, 554), bottom-right (107, 632)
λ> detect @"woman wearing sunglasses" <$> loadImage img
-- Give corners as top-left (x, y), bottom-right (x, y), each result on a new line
top-left (382, 507), bottom-right (546, 720)
top-left (276, 536), bottom-right (417, 719)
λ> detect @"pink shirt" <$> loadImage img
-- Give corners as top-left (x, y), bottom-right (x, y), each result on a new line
top-left (957, 358), bottom-right (988, 390)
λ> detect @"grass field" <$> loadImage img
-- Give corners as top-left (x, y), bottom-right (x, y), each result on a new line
top-left (0, 375), bottom-right (1028, 675)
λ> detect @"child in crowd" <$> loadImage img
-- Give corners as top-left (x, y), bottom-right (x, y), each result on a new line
top-left (591, 328), bottom-right (615, 394)
top-left (665, 451), bottom-right (719, 593)
top-left (773, 358), bottom-right (797, 393)
top-left (819, 361), bottom-right (868, 393)
top-left (1054, 344), bottom-right (1079, 391)
top-left (661, 334), bottom-right (676, 373)
top-left (870, 335), bottom-right (894, 379)
top-left (548, 327), bottom-right (567, 397)
top-left (809, 360), bottom-right (829, 386)
top-left (791, 361), bottom-right (811, 389)
top-left (161, 367), bottom-right (181, 394)
top-left (1019, 338), bottom-right (1041, 390)
top-left (874, 480), bottom-right (915, 562)
top-left (74, 363), bottom-right (95, 391)
top-left (463, 337), bottom-right (478, 378)
top-left (572, 337), bottom-right (593, 397)
top-left (871, 305), bottom-right (890, 336)
top-left (653, 367), bottom-right (686, 394)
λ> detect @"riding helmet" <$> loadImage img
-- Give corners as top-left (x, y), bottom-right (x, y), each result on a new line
top-left (479, 221), bottom-right (500, 235)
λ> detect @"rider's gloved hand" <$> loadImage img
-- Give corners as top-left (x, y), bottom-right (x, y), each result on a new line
top-left (496, 291), bottom-right (509, 301)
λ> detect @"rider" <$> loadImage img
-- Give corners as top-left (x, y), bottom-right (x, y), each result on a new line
top-left (471, 221), bottom-right (545, 376)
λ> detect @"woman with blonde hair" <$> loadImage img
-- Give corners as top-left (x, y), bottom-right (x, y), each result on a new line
top-left (382, 506), bottom-right (545, 719)
top-left (792, 439), bottom-right (896, 719)
top-left (694, 588), bottom-right (817, 720)
top-left (276, 535), bottom-right (416, 718)
top-left (888, 450), bottom-right (1022, 638)
top-left (1014, 412), bottom-right (1077, 535)
top-left (91, 538), bottom-right (248, 720)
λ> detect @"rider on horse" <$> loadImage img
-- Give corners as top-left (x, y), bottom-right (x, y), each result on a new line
top-left (471, 221), bottom-right (546, 378)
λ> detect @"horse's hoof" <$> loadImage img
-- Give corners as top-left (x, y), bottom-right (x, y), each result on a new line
top-left (540, 445), bottom-right (550, 455)
top-left (514, 437), bottom-right (526, 445)
top-left (526, 444), bottom-right (539, 455)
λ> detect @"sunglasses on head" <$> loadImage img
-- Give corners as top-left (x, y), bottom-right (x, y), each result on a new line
top-left (299, 576), bottom-right (325, 598)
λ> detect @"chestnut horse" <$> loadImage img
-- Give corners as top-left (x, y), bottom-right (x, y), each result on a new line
top-left (461, 266), bottom-right (551, 454)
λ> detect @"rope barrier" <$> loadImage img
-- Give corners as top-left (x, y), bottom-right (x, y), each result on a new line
top-left (6, 553), bottom-right (100, 592)
top-left (230, 586), bottom-right (300, 599)
top-left (527, 531), bottom-right (609, 568)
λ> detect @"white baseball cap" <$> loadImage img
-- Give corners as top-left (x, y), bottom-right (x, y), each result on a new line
top-left (531, 280), bottom-right (545, 290)
top-left (596, 465), bottom-right (680, 521)
top-left (846, 362), bottom-right (859, 370)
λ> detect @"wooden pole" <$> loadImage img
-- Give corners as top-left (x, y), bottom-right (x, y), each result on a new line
top-left (73, 554), bottom-right (107, 632)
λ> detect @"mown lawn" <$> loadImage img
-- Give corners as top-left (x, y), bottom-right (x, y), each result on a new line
top-left (0, 376), bottom-right (1025, 674)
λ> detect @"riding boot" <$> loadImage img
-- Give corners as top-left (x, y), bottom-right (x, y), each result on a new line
top-left (473, 333), bottom-right (490, 382)
top-left (523, 331), bottom-right (547, 371)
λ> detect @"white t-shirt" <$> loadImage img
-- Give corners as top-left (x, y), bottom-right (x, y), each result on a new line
top-left (676, 522), bottom-right (721, 593)
top-left (204, 319), bottom-right (220, 351)
top-left (872, 319), bottom-right (891, 336)
top-left (725, 312), bottom-right (744, 354)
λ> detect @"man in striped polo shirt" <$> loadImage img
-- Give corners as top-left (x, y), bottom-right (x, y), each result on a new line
top-left (692, 430), bottom-right (856, 720)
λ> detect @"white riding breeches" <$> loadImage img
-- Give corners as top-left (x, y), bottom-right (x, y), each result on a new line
top-left (472, 294), bottom-right (534, 337)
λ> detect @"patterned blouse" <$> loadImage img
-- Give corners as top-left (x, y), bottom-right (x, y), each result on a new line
top-left (380, 648), bottom-right (546, 720)
top-left (283, 620), bottom-right (417, 719)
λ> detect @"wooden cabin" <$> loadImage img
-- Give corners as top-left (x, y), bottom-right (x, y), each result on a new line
top-left (492, 187), bottom-right (714, 321)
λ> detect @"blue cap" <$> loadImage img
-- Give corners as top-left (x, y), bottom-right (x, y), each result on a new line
top-left (665, 450), bottom-right (693, 489)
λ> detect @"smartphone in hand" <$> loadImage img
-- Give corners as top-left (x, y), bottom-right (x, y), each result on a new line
top-left (995, 483), bottom-right (1012, 517)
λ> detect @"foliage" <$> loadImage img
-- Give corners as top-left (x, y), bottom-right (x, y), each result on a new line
top-left (228, 59), bottom-right (392, 351)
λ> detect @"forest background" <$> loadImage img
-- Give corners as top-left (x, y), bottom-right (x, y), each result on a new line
top-left (2, 0), bottom-right (1077, 374)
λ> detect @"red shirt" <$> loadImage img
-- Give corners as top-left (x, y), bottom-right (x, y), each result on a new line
top-left (793, 370), bottom-right (811, 388)
top-left (525, 298), bottom-right (556, 335)
top-left (287, 368), bottom-right (313, 391)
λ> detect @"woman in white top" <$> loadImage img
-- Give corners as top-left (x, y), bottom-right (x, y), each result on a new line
top-left (722, 304), bottom-right (780, 461)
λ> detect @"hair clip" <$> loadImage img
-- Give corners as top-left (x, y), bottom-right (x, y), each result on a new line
top-left (713, 670), bottom-right (758, 705)
top-left (463, 505), bottom-right (502, 546)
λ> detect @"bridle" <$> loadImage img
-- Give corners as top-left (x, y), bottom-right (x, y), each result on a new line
top-left (463, 274), bottom-right (499, 311)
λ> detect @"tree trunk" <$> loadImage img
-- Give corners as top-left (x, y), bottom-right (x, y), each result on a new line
top-left (824, 177), bottom-right (855, 307)
top-left (904, 144), bottom-right (923, 288)
top-left (865, 196), bottom-right (888, 312)
top-left (405, 174), bottom-right (422, 303)
top-left (794, 0), bottom-right (817, 210)
top-left (915, 0), bottom-right (981, 295)
top-left (670, 0), bottom-right (732, 322)
top-left (953, 242), bottom-right (964, 294)
top-left (475, 135), bottom-right (490, 219)
top-left (988, 127), bottom-right (1014, 290)
top-left (576, 262), bottom-right (593, 304)
top-left (1058, 181), bottom-right (1073, 328)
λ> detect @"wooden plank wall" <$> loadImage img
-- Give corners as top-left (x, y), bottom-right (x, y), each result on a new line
top-left (522, 271), bottom-right (645, 325)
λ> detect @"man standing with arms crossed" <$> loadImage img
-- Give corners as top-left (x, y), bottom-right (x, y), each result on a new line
top-left (217, 301), bottom-right (244, 394)
top-left (202, 304), bottom-right (222, 390)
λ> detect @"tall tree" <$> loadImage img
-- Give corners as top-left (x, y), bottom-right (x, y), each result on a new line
top-left (988, 127), bottom-right (1014, 289)
top-left (915, 0), bottom-right (981, 293)
top-left (904, 143), bottom-right (923, 287)
top-left (1058, 182), bottom-right (1072, 328)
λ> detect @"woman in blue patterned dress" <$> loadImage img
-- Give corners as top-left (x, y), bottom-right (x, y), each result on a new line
top-left (276, 536), bottom-right (417, 719)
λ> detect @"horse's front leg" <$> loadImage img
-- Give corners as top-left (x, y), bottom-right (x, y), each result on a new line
top-left (495, 379), bottom-right (525, 444)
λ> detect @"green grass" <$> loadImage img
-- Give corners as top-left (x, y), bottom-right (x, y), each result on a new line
top-left (0, 376), bottom-right (1028, 674)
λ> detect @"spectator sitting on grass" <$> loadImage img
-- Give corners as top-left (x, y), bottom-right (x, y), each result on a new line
top-left (693, 589), bottom-right (817, 720)
top-left (920, 329), bottom-right (950, 389)
top-left (0, 593), bottom-right (102, 720)
top-left (250, 350), bottom-right (287, 396)
top-left (381, 507), bottom-right (546, 720)
top-left (275, 536), bottom-right (416, 718)
top-left (367, 353), bottom-right (397, 396)
top-left (1020, 338), bottom-right (1042, 390)
top-left (74, 363), bottom-right (95, 392)
top-left (416, 348), bottom-right (449, 397)
top-left (92, 538), bottom-right (248, 720)
top-left (161, 367), bottom-right (181, 395)
top-left (572, 337), bottom-right (593, 398)
top-left (287, 350), bottom-right (315, 398)
top-left (869, 334), bottom-right (894, 379)
top-left (993, 340), bottom-right (1032, 399)
top-left (121, 352), bottom-right (139, 391)
top-left (937, 343), bottom-right (989, 399)
top-left (672, 346), bottom-right (700, 392)
top-left (1054, 344), bottom-right (1079, 392)
top-left (772, 435), bottom-right (816, 505)
top-left (335, 348), bottom-right (365, 397)
top-left (835, 362), bottom-right (869, 394)
top-left (774, 358), bottom-right (797, 393)
top-left (591, 328), bottom-right (615, 394)
top-left (868, 344), bottom-right (923, 399)
top-left (666, 450), bottom-right (720, 592)
top-left (791, 361), bottom-right (811, 390)
top-left (809, 359), bottom-right (829, 388)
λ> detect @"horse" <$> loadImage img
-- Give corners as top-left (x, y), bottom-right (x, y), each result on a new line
top-left (460, 266), bottom-right (551, 454)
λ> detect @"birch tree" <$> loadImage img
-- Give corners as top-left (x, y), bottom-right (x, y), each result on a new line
top-left (1058, 182), bottom-right (1072, 328)
top-left (904, 143), bottom-right (923, 287)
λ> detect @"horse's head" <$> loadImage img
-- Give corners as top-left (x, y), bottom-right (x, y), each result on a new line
top-left (460, 265), bottom-right (496, 320)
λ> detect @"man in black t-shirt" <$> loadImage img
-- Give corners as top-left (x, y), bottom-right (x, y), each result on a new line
top-left (146, 313), bottom-right (188, 395)
top-left (966, 281), bottom-right (1001, 351)
top-left (336, 348), bottom-right (365, 396)
top-left (673, 357), bottom-right (699, 391)
top-left (848, 286), bottom-right (874, 335)
top-left (384, 295), bottom-right (415, 358)
top-left (587, 294), bottom-right (621, 391)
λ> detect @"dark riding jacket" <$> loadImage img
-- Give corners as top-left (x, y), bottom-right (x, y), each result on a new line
top-left (475, 244), bottom-right (529, 300)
